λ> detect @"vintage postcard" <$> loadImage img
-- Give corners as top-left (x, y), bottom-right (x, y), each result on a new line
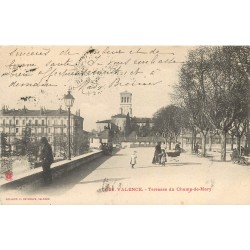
top-left (0, 45), bottom-right (249, 204)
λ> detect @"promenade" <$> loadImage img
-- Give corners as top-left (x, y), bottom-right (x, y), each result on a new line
top-left (3, 147), bottom-right (248, 205)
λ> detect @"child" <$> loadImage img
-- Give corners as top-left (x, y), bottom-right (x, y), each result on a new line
top-left (161, 149), bottom-right (167, 166)
top-left (130, 151), bottom-right (137, 169)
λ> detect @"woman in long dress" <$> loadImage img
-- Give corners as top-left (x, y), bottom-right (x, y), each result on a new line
top-left (152, 142), bottom-right (162, 164)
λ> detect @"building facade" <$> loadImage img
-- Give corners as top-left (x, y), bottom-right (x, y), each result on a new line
top-left (120, 91), bottom-right (132, 116)
top-left (96, 119), bottom-right (112, 133)
top-left (0, 106), bottom-right (84, 157)
top-left (96, 91), bottom-right (153, 134)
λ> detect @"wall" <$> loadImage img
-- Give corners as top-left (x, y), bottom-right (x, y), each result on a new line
top-left (0, 150), bottom-right (103, 191)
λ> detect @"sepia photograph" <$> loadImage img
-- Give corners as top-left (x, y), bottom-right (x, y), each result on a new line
top-left (1, 1), bottom-right (250, 250)
top-left (0, 45), bottom-right (249, 204)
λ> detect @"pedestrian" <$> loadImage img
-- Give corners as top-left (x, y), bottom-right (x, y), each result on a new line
top-left (160, 149), bottom-right (167, 166)
top-left (40, 137), bottom-right (54, 185)
top-left (152, 142), bottom-right (162, 164)
top-left (130, 151), bottom-right (137, 169)
top-left (175, 143), bottom-right (181, 152)
top-left (194, 143), bottom-right (199, 155)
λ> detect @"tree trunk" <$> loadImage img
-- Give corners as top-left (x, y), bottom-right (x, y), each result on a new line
top-left (246, 123), bottom-right (250, 149)
top-left (231, 134), bottom-right (234, 151)
top-left (193, 131), bottom-right (197, 152)
top-left (201, 132), bottom-right (207, 157)
top-left (168, 140), bottom-right (172, 150)
top-left (191, 130), bottom-right (194, 153)
top-left (236, 135), bottom-right (241, 154)
top-left (163, 137), bottom-right (167, 148)
top-left (175, 135), bottom-right (178, 143)
top-left (209, 132), bottom-right (212, 152)
top-left (220, 131), bottom-right (227, 161)
top-left (236, 135), bottom-right (241, 155)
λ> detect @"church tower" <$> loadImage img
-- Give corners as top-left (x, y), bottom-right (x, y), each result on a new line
top-left (120, 91), bottom-right (132, 116)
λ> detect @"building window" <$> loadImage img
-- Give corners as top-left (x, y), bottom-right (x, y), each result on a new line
top-left (16, 119), bottom-right (19, 125)
top-left (61, 120), bottom-right (63, 125)
top-left (42, 120), bottom-right (44, 126)
top-left (54, 120), bottom-right (57, 125)
top-left (16, 128), bottom-right (19, 133)
top-left (35, 120), bottom-right (38, 126)
top-left (35, 128), bottom-right (37, 134)
top-left (41, 128), bottom-right (44, 134)
top-left (3, 119), bottom-right (5, 125)
top-left (9, 120), bottom-right (12, 125)
top-left (22, 120), bottom-right (25, 125)
top-left (29, 120), bottom-right (31, 125)
top-left (48, 119), bottom-right (50, 125)
top-left (60, 128), bottom-right (63, 134)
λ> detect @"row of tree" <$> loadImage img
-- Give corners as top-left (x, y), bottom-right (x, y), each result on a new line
top-left (125, 113), bottom-right (152, 138)
top-left (152, 105), bottom-right (186, 149)
top-left (171, 46), bottom-right (249, 161)
top-left (1, 127), bottom-right (90, 160)
top-left (1, 132), bottom-right (9, 157)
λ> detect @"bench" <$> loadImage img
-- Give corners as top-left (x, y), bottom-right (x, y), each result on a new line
top-left (230, 154), bottom-right (249, 165)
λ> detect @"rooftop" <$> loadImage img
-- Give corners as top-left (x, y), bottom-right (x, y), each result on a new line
top-left (0, 108), bottom-right (83, 118)
top-left (120, 90), bottom-right (131, 94)
top-left (111, 114), bottom-right (127, 118)
top-left (96, 119), bottom-right (111, 123)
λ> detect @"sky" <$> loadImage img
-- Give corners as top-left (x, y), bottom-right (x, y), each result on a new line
top-left (0, 46), bottom-right (194, 131)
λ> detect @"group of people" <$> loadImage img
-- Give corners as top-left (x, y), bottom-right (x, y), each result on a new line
top-left (101, 142), bottom-right (113, 155)
top-left (231, 146), bottom-right (248, 159)
top-left (129, 142), bottom-right (182, 169)
top-left (152, 142), bottom-right (167, 166)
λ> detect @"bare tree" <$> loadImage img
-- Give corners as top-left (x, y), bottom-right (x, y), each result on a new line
top-left (174, 47), bottom-right (212, 156)
top-left (202, 46), bottom-right (249, 160)
top-left (153, 105), bottom-right (185, 149)
top-left (175, 46), bottom-right (249, 160)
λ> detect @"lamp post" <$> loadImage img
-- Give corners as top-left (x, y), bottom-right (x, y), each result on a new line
top-left (64, 90), bottom-right (75, 160)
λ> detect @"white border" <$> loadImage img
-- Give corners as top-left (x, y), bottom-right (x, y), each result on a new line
top-left (0, 1), bottom-right (249, 250)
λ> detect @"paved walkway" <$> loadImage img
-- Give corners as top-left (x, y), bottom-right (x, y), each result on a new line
top-left (7, 147), bottom-right (246, 204)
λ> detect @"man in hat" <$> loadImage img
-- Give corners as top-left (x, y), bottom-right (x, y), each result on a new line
top-left (40, 137), bottom-right (54, 185)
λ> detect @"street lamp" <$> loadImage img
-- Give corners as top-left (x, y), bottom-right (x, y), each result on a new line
top-left (64, 90), bottom-right (75, 160)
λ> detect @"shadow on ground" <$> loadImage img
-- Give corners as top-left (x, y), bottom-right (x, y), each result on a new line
top-left (137, 162), bottom-right (202, 168)
top-left (25, 154), bottom-right (116, 196)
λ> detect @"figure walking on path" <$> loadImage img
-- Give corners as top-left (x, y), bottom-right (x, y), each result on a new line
top-left (130, 151), bottom-right (137, 169)
top-left (152, 142), bottom-right (162, 164)
top-left (160, 149), bottom-right (167, 166)
top-left (40, 137), bottom-right (54, 185)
